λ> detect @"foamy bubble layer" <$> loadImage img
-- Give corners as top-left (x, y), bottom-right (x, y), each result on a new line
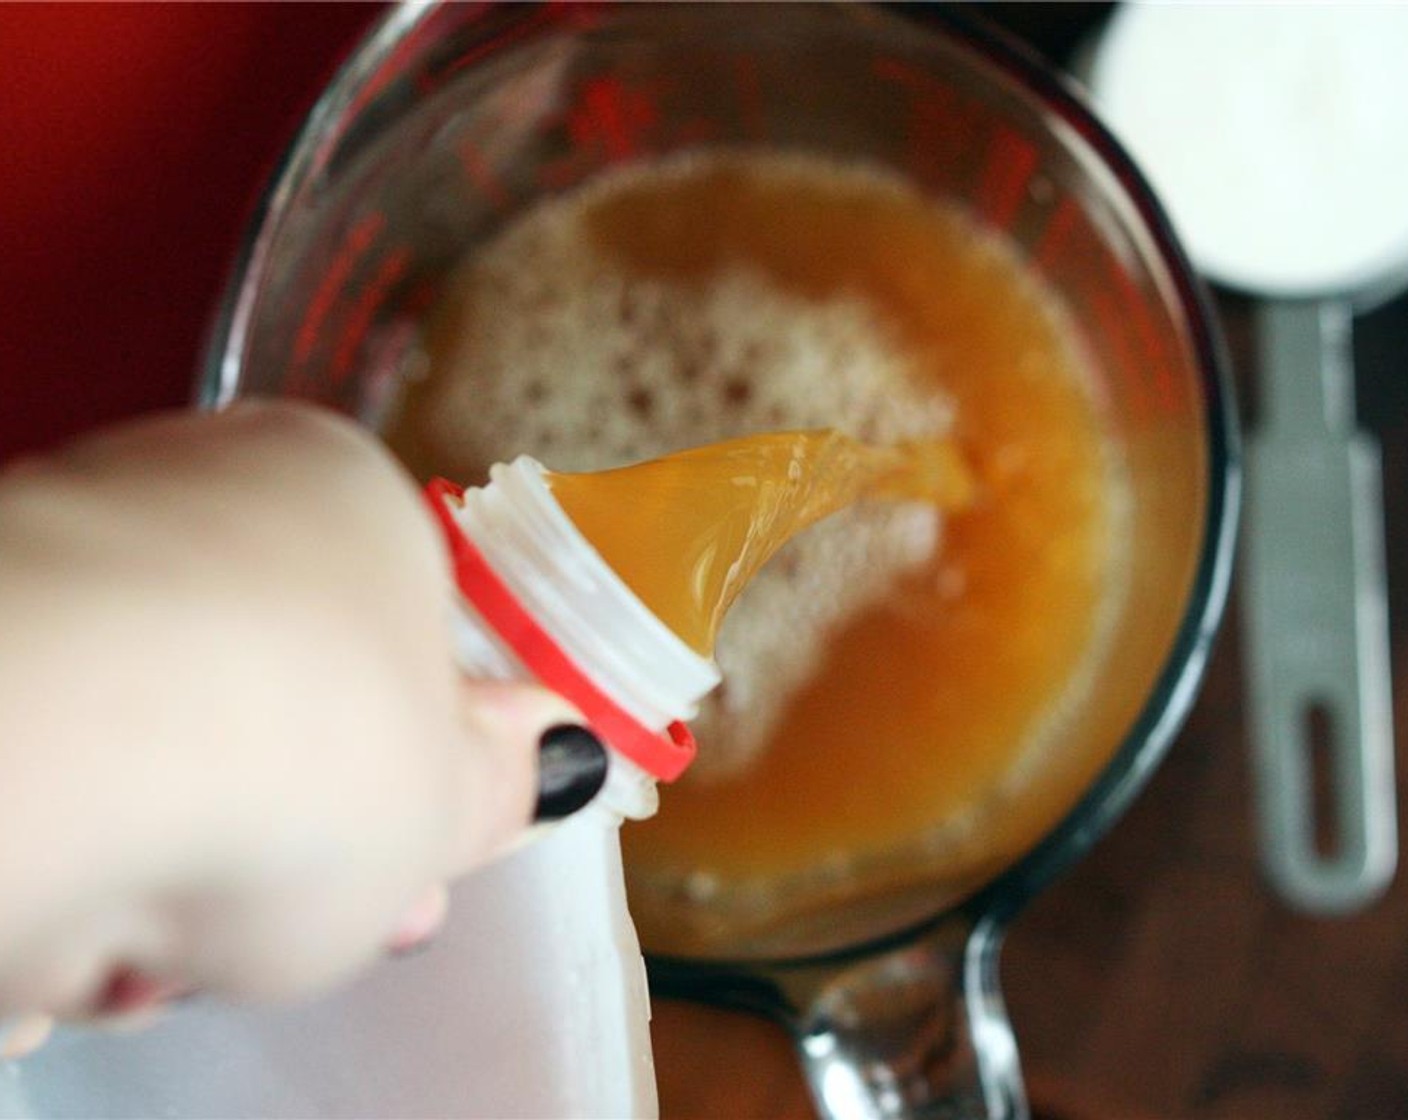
top-left (406, 151), bottom-right (956, 777)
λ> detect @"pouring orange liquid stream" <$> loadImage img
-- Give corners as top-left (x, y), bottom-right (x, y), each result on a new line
top-left (545, 430), bottom-right (974, 656)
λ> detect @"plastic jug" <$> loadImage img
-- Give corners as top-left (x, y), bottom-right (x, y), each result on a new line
top-left (0, 457), bottom-right (720, 1120)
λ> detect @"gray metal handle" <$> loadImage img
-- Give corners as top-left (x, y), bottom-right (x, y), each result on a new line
top-left (1242, 300), bottom-right (1397, 913)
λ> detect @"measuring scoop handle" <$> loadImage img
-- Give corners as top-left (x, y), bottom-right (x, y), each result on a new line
top-left (1243, 300), bottom-right (1397, 913)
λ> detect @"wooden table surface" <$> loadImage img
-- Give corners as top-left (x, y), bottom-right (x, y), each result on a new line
top-left (650, 9), bottom-right (1408, 1116)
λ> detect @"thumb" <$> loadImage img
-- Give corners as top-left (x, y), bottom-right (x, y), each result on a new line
top-left (446, 680), bottom-right (609, 876)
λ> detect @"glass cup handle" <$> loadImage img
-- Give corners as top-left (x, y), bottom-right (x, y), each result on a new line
top-left (778, 916), bottom-right (1027, 1120)
top-left (647, 914), bottom-right (1026, 1119)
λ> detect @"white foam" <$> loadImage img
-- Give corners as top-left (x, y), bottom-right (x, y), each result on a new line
top-left (407, 150), bottom-right (954, 776)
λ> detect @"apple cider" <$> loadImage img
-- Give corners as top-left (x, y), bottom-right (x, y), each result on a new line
top-left (386, 150), bottom-right (1127, 952)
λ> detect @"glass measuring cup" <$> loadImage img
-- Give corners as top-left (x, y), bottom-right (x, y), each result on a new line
top-left (201, 4), bottom-right (1240, 1117)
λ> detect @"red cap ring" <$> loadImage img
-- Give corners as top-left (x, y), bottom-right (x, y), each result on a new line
top-left (425, 478), bottom-right (697, 782)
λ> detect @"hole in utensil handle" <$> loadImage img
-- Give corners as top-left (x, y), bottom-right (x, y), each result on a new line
top-left (1304, 697), bottom-right (1342, 863)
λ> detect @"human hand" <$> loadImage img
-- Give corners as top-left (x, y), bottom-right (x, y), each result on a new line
top-left (0, 402), bottom-right (606, 1055)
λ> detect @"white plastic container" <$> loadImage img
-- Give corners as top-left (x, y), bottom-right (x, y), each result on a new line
top-left (0, 457), bottom-right (720, 1119)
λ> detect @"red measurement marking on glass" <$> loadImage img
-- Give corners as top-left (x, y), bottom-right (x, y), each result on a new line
top-left (541, 74), bottom-right (662, 187)
top-left (1117, 268), bottom-right (1179, 415)
top-left (872, 56), bottom-right (967, 183)
top-left (1094, 236), bottom-right (1179, 416)
top-left (733, 55), bottom-right (765, 139)
top-left (1089, 288), bottom-right (1154, 422)
top-left (294, 212), bottom-right (386, 368)
top-left (1034, 196), bottom-right (1078, 273)
top-left (570, 75), bottom-right (659, 162)
top-left (330, 246), bottom-right (411, 386)
top-left (1093, 273), bottom-right (1183, 422)
top-left (457, 138), bottom-right (512, 211)
top-left (976, 128), bottom-right (1038, 232)
top-left (1045, 209), bottom-right (1182, 420)
top-left (440, 2), bottom-right (568, 83)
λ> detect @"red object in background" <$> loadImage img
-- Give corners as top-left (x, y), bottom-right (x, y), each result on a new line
top-left (0, 3), bottom-right (381, 460)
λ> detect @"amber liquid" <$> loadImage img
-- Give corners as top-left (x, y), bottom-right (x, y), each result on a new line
top-left (546, 430), bottom-right (972, 655)
top-left (389, 152), bottom-right (1124, 952)
top-left (587, 161), bottom-right (1117, 910)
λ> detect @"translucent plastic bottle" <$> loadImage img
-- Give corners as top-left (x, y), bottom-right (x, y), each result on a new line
top-left (421, 457), bottom-right (724, 1118)
top-left (388, 436), bottom-right (964, 1116)
top-left (410, 435), bottom-right (966, 1114)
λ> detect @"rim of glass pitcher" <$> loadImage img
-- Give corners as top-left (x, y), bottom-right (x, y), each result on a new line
top-left (198, 0), bottom-right (432, 410)
top-left (198, 2), bottom-right (1241, 966)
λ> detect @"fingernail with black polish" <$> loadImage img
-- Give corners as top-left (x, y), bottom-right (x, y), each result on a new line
top-left (534, 724), bottom-right (609, 821)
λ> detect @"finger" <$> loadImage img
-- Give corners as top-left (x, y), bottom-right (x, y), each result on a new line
top-left (446, 681), bottom-right (607, 875)
top-left (174, 872), bottom-right (422, 1003)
